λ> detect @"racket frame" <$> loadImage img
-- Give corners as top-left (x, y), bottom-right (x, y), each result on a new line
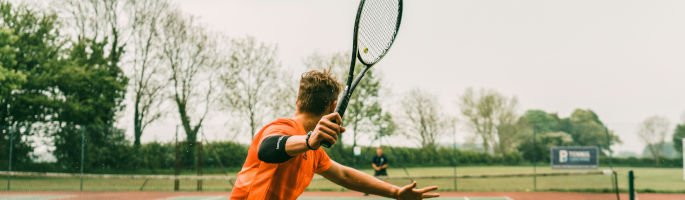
top-left (323, 0), bottom-right (403, 148)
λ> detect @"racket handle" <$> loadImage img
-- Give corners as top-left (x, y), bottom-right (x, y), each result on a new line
top-left (321, 141), bottom-right (332, 148)
top-left (320, 88), bottom-right (352, 148)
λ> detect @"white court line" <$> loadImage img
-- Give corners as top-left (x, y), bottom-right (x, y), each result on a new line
top-left (202, 196), bottom-right (227, 200)
top-left (464, 197), bottom-right (470, 200)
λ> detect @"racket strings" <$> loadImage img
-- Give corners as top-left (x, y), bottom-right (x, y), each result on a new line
top-left (357, 0), bottom-right (401, 65)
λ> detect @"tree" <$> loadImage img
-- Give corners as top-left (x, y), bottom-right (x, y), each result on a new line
top-left (519, 110), bottom-right (561, 133)
top-left (562, 109), bottom-right (620, 154)
top-left (516, 109), bottom-right (620, 162)
top-left (459, 87), bottom-right (519, 155)
top-left (57, 0), bottom-right (125, 41)
top-left (50, 0), bottom-right (130, 169)
top-left (159, 9), bottom-right (219, 166)
top-left (125, 0), bottom-right (169, 148)
top-left (638, 116), bottom-right (671, 166)
top-left (516, 110), bottom-right (565, 161)
top-left (51, 36), bottom-right (129, 170)
top-left (402, 89), bottom-right (444, 149)
top-left (303, 52), bottom-right (390, 147)
top-left (221, 36), bottom-right (291, 140)
top-left (374, 112), bottom-right (397, 146)
top-left (0, 1), bottom-right (63, 165)
top-left (673, 123), bottom-right (685, 156)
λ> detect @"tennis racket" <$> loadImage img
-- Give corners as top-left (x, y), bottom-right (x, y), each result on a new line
top-left (322, 0), bottom-right (403, 148)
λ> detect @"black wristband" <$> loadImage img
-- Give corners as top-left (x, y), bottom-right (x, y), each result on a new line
top-left (305, 131), bottom-right (318, 150)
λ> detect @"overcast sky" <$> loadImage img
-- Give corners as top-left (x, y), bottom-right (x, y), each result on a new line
top-left (130, 0), bottom-right (685, 155)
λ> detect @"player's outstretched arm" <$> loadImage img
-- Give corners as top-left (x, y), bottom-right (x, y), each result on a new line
top-left (319, 162), bottom-right (439, 200)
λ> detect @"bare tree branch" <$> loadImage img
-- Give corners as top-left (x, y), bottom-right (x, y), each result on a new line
top-left (220, 36), bottom-right (290, 140)
top-left (638, 115), bottom-right (671, 166)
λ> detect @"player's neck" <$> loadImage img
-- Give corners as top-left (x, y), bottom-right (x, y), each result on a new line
top-left (293, 112), bottom-right (322, 132)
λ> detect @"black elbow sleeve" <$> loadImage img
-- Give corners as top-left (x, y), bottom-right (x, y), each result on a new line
top-left (258, 135), bottom-right (293, 163)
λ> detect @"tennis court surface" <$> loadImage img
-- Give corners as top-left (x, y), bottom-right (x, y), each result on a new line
top-left (1, 191), bottom-right (685, 200)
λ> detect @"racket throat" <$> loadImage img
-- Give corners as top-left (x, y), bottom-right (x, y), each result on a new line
top-left (334, 66), bottom-right (371, 119)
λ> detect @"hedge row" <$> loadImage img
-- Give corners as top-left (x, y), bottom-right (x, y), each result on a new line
top-left (4, 141), bottom-right (682, 173)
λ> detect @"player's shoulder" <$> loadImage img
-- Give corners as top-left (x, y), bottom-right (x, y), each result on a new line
top-left (263, 118), bottom-right (303, 136)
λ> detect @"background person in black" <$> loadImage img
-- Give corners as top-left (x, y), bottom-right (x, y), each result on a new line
top-left (372, 147), bottom-right (389, 177)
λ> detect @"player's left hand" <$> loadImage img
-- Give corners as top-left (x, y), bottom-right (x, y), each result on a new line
top-left (395, 181), bottom-right (439, 200)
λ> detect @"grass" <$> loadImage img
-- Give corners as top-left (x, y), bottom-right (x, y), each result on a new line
top-left (1, 166), bottom-right (683, 193)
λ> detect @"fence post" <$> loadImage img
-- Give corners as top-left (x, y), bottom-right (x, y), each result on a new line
top-left (197, 141), bottom-right (203, 191)
top-left (80, 127), bottom-right (85, 191)
top-left (452, 164), bottom-right (457, 191)
top-left (532, 129), bottom-right (537, 191)
top-left (174, 125), bottom-right (180, 191)
top-left (7, 127), bottom-right (13, 191)
top-left (452, 128), bottom-right (458, 192)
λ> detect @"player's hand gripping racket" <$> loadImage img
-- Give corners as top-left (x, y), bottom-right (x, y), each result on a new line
top-left (321, 0), bottom-right (403, 148)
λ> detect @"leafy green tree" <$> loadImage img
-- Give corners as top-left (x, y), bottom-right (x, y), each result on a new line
top-left (517, 110), bottom-right (565, 162)
top-left (520, 110), bottom-right (561, 133)
top-left (516, 109), bottom-right (620, 162)
top-left (374, 112), bottom-right (397, 145)
top-left (52, 37), bottom-right (129, 170)
top-left (562, 109), bottom-right (620, 153)
top-left (46, 0), bottom-right (130, 169)
top-left (0, 2), bottom-right (62, 165)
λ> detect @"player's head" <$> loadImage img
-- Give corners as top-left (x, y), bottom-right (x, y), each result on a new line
top-left (376, 147), bottom-right (383, 156)
top-left (296, 69), bottom-right (342, 116)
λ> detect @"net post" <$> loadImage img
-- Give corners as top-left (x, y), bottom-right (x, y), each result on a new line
top-left (628, 170), bottom-right (635, 200)
top-left (682, 138), bottom-right (684, 181)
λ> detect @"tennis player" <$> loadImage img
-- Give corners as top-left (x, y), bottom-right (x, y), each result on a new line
top-left (230, 70), bottom-right (439, 200)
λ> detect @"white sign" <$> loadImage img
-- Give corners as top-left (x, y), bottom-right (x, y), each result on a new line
top-left (353, 146), bottom-right (362, 156)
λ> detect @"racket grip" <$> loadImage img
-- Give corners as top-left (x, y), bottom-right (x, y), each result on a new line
top-left (321, 141), bottom-right (332, 148)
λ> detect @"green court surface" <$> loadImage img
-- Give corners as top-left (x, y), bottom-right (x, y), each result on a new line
top-left (2, 166), bottom-right (683, 193)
